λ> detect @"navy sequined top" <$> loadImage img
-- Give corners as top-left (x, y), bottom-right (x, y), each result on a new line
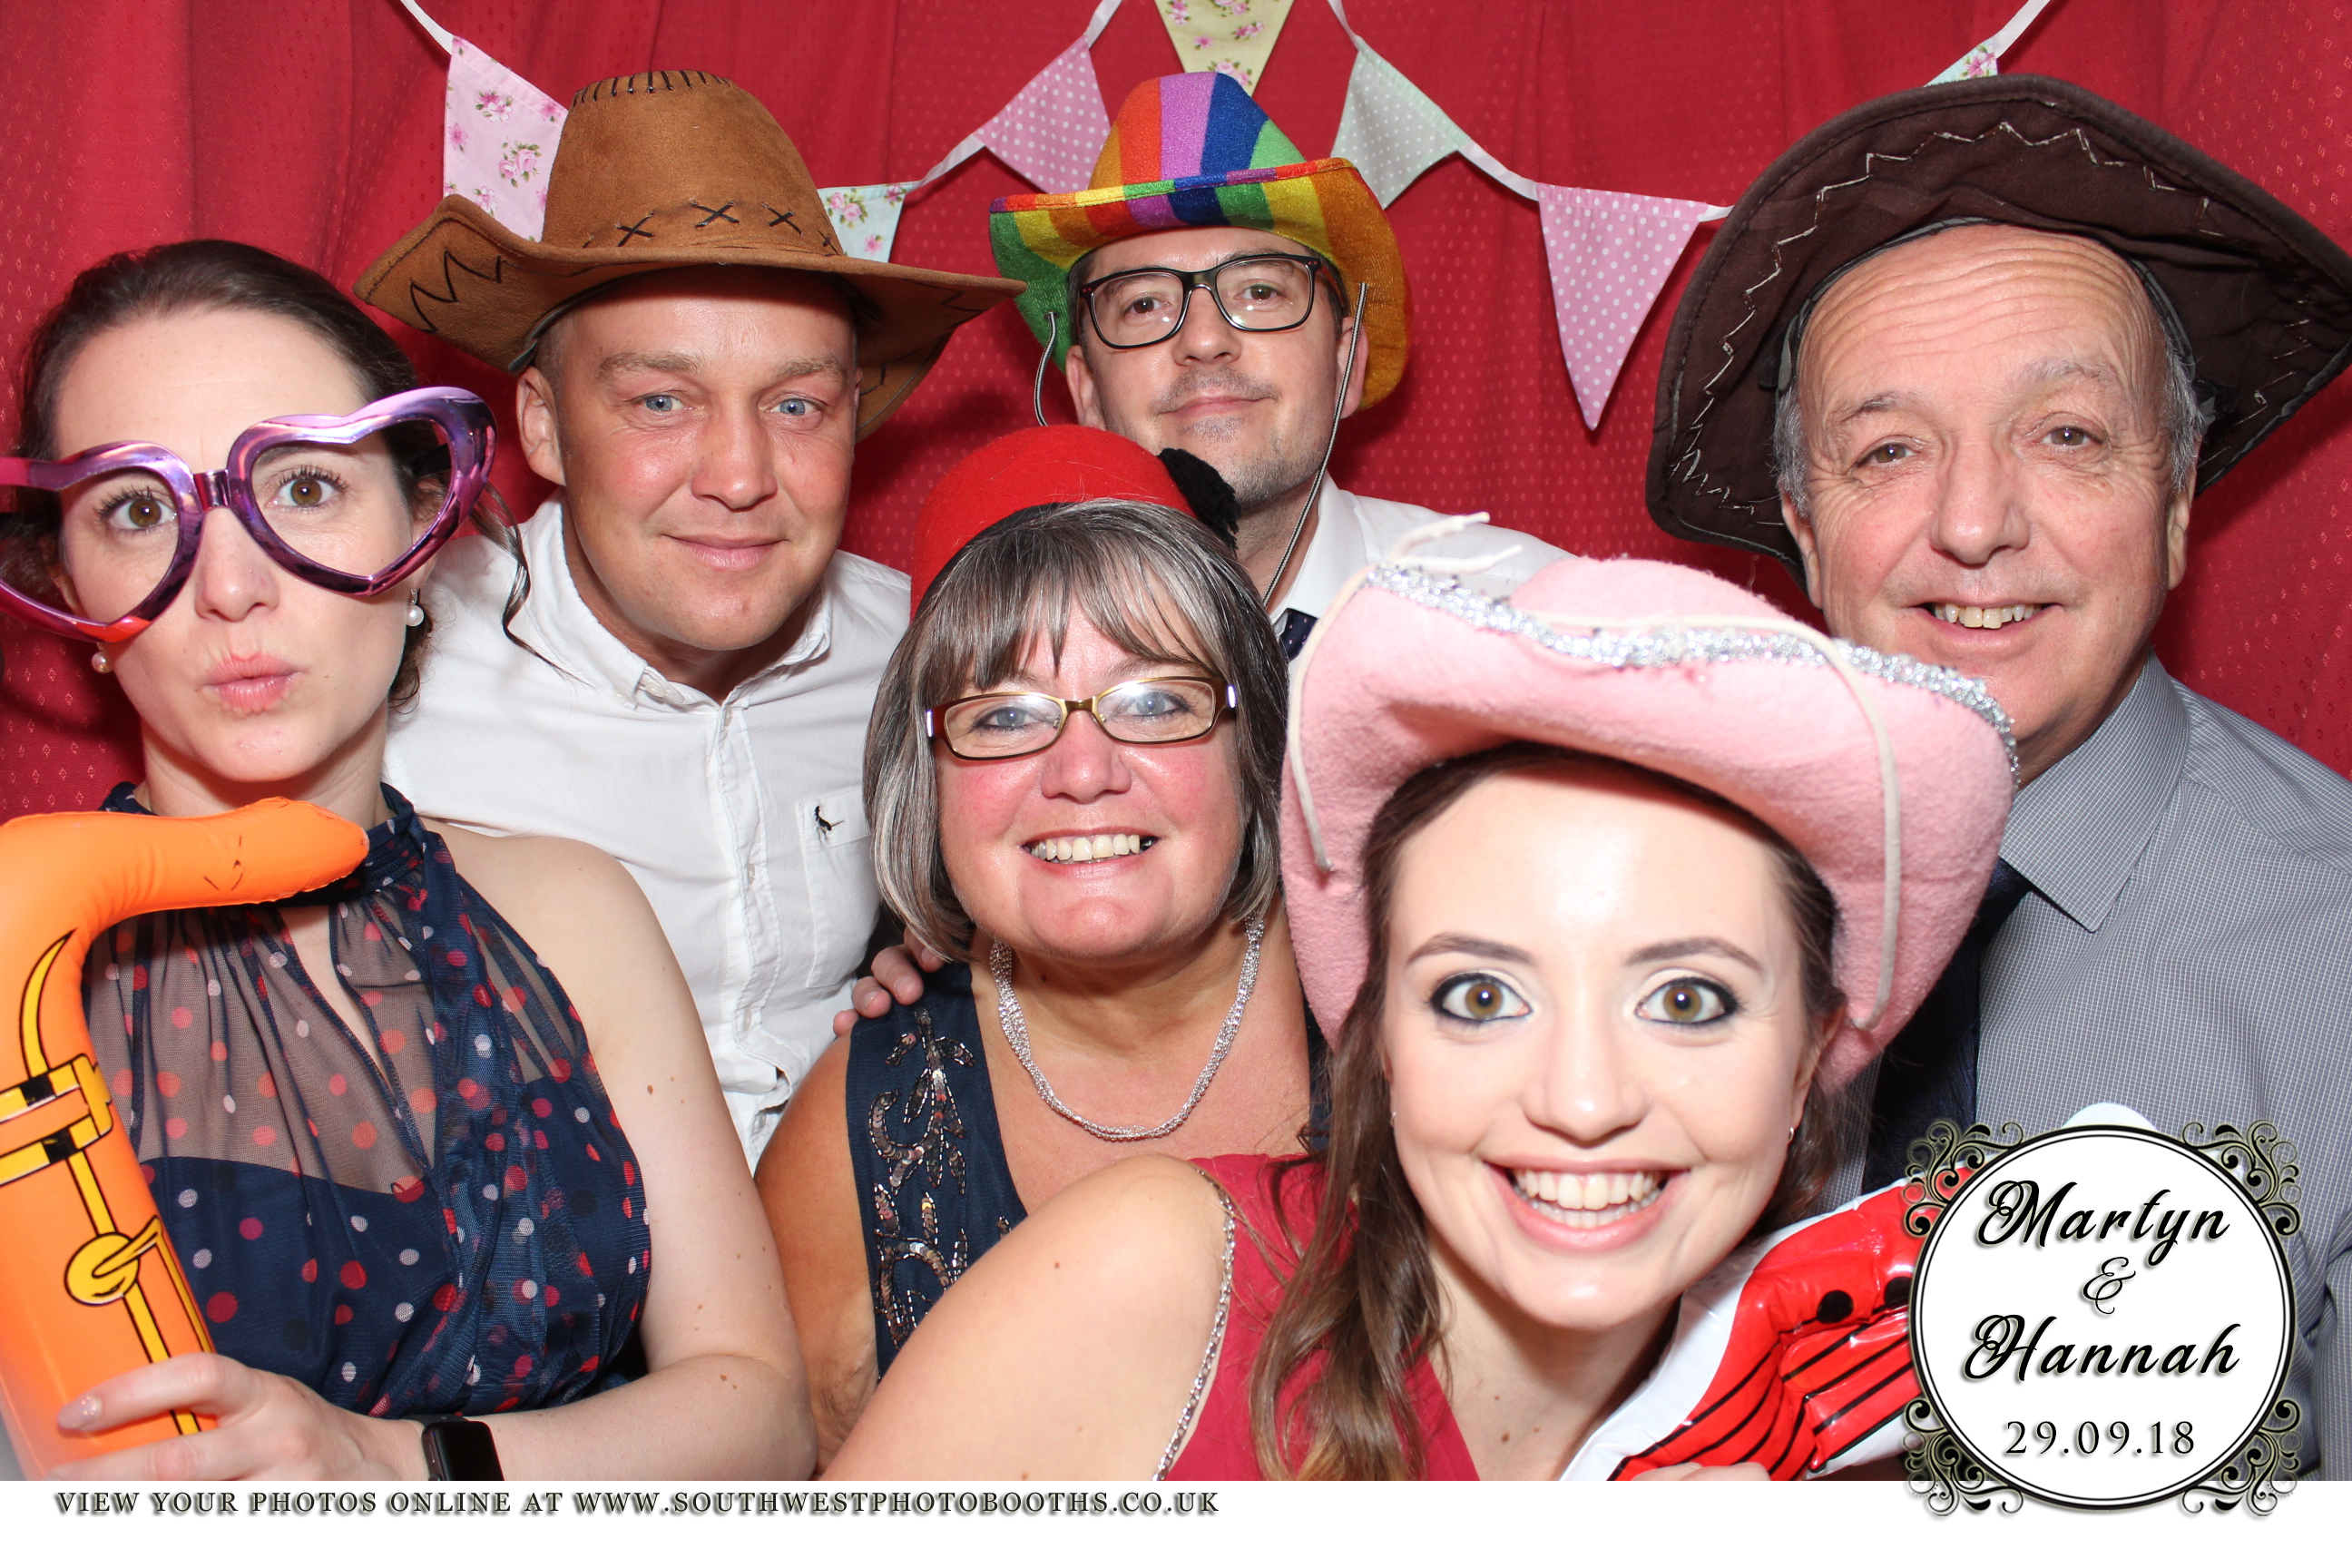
top-left (84, 785), bottom-right (651, 1416)
top-left (846, 961), bottom-right (1328, 1376)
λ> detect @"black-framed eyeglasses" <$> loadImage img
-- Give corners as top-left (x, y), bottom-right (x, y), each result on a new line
top-left (1076, 253), bottom-right (1332, 348)
top-left (926, 677), bottom-right (1238, 760)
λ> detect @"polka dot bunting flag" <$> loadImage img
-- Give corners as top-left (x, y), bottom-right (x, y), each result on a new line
top-left (1329, 42), bottom-right (1473, 209)
top-left (974, 40), bottom-right (1115, 197)
top-left (1538, 185), bottom-right (1720, 430)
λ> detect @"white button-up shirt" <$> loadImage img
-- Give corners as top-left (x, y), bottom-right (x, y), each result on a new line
top-left (1269, 484), bottom-right (1566, 623)
top-left (386, 498), bottom-right (905, 1158)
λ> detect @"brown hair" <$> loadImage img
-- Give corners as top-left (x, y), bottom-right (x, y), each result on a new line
top-left (2, 239), bottom-right (516, 708)
top-left (865, 497), bottom-right (1287, 962)
top-left (1248, 742), bottom-right (1845, 1479)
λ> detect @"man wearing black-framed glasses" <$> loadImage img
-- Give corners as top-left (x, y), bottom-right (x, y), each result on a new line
top-left (989, 73), bottom-right (1561, 657)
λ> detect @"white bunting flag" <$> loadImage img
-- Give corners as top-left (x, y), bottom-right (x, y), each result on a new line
top-left (1329, 43), bottom-right (1474, 207)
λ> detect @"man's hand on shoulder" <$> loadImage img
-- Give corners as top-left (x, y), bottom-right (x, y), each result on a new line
top-left (831, 935), bottom-right (947, 1035)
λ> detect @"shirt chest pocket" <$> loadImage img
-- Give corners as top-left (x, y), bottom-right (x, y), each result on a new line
top-left (796, 786), bottom-right (877, 988)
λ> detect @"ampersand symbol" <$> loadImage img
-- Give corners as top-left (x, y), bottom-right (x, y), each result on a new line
top-left (2081, 1256), bottom-right (2136, 1316)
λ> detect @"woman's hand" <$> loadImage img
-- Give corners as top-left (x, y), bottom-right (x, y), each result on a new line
top-left (46, 1353), bottom-right (424, 1482)
top-left (1628, 1461), bottom-right (1773, 1482)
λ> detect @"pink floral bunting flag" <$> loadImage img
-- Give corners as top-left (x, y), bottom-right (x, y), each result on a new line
top-left (1538, 184), bottom-right (1718, 429)
top-left (978, 40), bottom-right (1112, 194)
top-left (1929, 0), bottom-right (2055, 83)
top-left (1152, 0), bottom-right (1297, 94)
top-left (444, 36), bottom-right (568, 240)
top-left (820, 182), bottom-right (917, 262)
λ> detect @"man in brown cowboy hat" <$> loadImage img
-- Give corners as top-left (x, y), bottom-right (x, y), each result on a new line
top-left (358, 71), bottom-right (1021, 1161)
top-left (1649, 75), bottom-right (2352, 1473)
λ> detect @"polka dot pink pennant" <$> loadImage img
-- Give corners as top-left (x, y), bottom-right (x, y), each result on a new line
top-left (1538, 184), bottom-right (1717, 429)
top-left (979, 41), bottom-right (1112, 195)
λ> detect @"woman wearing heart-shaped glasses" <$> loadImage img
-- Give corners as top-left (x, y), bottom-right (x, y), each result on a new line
top-left (0, 240), bottom-right (810, 1482)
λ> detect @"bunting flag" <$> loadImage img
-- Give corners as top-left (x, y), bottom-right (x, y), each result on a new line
top-left (391, 0), bottom-right (2073, 411)
top-left (822, 182), bottom-right (918, 260)
top-left (1931, 0), bottom-right (2058, 83)
top-left (1152, 0), bottom-right (1298, 94)
top-left (439, 34), bottom-right (568, 240)
top-left (1321, 1), bottom-right (1729, 428)
top-left (846, 0), bottom-right (1125, 259)
top-left (1328, 39), bottom-right (1475, 207)
top-left (970, 38), bottom-right (1116, 194)
top-left (1538, 186), bottom-right (1720, 427)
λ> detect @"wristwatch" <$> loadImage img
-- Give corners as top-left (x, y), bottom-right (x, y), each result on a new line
top-left (419, 1416), bottom-right (505, 1481)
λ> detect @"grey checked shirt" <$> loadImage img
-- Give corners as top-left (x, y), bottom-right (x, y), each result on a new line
top-left (1840, 658), bottom-right (2352, 1475)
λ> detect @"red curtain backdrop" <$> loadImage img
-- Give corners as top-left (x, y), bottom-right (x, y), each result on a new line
top-left (6, 0), bottom-right (2350, 816)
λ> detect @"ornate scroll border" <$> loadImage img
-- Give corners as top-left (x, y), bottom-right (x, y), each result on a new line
top-left (2179, 1397), bottom-right (2300, 1516)
top-left (2176, 1122), bottom-right (2304, 1514)
top-left (2180, 1122), bottom-right (2301, 1245)
top-left (1900, 1118), bottom-right (2027, 1240)
top-left (1902, 1392), bottom-right (2025, 1515)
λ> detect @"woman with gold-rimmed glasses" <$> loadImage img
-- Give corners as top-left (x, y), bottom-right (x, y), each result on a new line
top-left (756, 431), bottom-right (1314, 1467)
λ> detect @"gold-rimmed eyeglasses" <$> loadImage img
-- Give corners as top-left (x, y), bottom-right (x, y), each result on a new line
top-left (926, 677), bottom-right (1238, 760)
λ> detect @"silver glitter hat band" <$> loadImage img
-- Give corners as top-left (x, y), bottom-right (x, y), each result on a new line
top-left (1285, 533), bottom-right (2016, 1033)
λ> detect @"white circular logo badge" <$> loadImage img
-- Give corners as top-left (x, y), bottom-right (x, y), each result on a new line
top-left (1910, 1125), bottom-right (2295, 1508)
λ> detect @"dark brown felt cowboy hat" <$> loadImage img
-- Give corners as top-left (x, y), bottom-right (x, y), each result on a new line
top-left (358, 71), bottom-right (1024, 439)
top-left (1647, 74), bottom-right (2352, 573)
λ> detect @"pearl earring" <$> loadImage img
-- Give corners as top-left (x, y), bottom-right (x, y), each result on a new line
top-left (89, 649), bottom-right (111, 674)
top-left (405, 593), bottom-right (426, 628)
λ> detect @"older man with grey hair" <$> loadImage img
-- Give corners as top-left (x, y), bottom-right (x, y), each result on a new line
top-left (1649, 77), bottom-right (2352, 1475)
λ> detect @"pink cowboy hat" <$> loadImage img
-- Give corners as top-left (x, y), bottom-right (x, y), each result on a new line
top-left (1281, 547), bottom-right (2017, 1088)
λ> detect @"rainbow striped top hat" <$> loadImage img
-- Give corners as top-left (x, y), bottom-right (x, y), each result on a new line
top-left (991, 72), bottom-right (1411, 407)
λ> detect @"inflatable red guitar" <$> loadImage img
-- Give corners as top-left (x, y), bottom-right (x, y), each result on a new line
top-left (1566, 1181), bottom-right (1926, 1479)
top-left (0, 800), bottom-right (364, 1475)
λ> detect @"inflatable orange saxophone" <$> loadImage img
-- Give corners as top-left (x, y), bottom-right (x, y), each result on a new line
top-left (0, 800), bottom-right (364, 1475)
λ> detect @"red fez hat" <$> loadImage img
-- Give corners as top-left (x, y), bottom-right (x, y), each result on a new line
top-left (908, 426), bottom-right (1199, 605)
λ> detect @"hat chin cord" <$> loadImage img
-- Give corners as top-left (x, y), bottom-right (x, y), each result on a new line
top-left (1032, 309), bottom-right (1062, 428)
top-left (1259, 281), bottom-right (1370, 611)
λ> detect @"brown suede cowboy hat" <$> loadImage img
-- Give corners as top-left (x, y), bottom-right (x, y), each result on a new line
top-left (1647, 74), bottom-right (2352, 573)
top-left (358, 70), bottom-right (1024, 439)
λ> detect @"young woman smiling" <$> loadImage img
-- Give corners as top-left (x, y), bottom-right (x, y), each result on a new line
top-left (827, 551), bottom-right (2015, 1480)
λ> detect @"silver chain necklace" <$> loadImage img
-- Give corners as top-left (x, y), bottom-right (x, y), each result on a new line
top-left (989, 916), bottom-right (1265, 1142)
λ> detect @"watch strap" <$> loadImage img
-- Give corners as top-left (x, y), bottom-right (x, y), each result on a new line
top-left (419, 1415), bottom-right (505, 1481)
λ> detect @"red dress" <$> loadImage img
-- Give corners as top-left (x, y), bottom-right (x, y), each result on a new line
top-left (1161, 1153), bottom-right (1480, 1480)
